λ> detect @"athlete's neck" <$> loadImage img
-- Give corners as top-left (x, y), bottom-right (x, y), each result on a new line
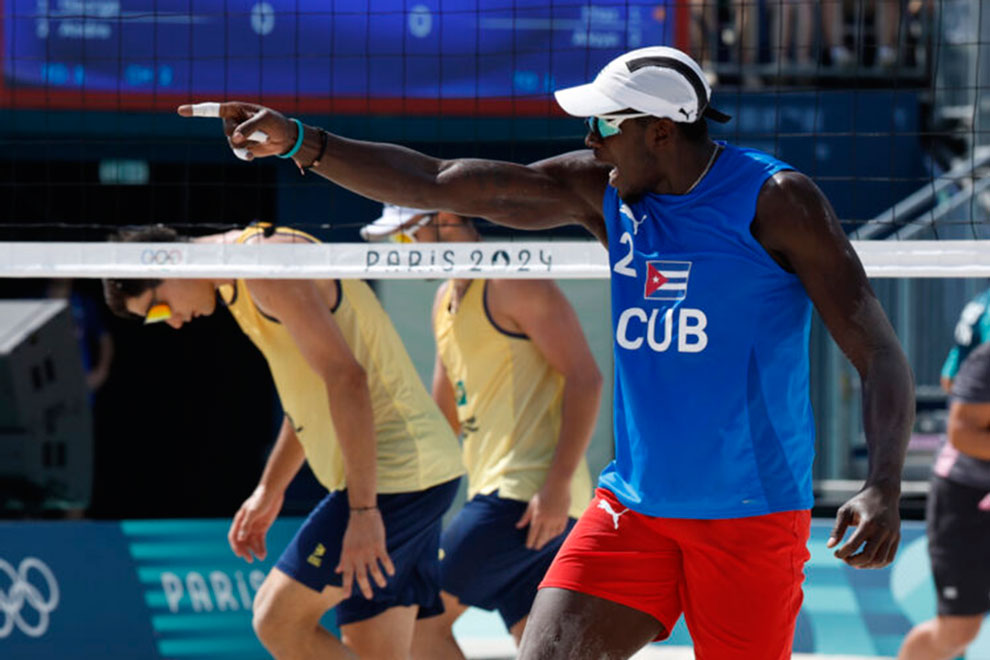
top-left (655, 139), bottom-right (720, 196)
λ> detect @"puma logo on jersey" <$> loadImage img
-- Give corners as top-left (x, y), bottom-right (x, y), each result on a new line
top-left (619, 203), bottom-right (646, 236)
top-left (598, 499), bottom-right (629, 530)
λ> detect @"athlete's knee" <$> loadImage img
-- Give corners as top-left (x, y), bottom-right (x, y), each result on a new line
top-left (415, 611), bottom-right (456, 639)
top-left (930, 616), bottom-right (985, 653)
top-left (345, 632), bottom-right (411, 660)
top-left (252, 597), bottom-right (288, 652)
top-left (251, 590), bottom-right (286, 656)
top-left (251, 583), bottom-right (298, 654)
top-left (411, 616), bottom-right (458, 659)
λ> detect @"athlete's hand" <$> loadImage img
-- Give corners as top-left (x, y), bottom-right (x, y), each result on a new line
top-left (176, 101), bottom-right (297, 160)
top-left (827, 483), bottom-right (901, 569)
top-left (228, 485), bottom-right (284, 563)
top-left (336, 509), bottom-right (395, 599)
top-left (517, 481), bottom-right (571, 551)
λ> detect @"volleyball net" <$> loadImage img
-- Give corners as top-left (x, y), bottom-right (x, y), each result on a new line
top-left (0, 0), bottom-right (987, 238)
top-left (0, 0), bottom-right (988, 516)
top-left (1, 238), bottom-right (990, 280)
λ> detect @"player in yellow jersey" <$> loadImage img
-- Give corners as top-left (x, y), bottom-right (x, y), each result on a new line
top-left (362, 206), bottom-right (602, 657)
top-left (103, 224), bottom-right (464, 660)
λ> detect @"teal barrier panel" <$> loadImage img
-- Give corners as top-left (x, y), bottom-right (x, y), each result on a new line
top-left (119, 518), bottom-right (336, 659)
top-left (2, 518), bottom-right (989, 658)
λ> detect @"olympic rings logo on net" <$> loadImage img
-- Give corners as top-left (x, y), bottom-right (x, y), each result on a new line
top-left (0, 557), bottom-right (60, 638)
top-left (141, 248), bottom-right (183, 265)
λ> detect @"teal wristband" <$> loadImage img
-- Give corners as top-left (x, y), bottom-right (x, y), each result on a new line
top-left (278, 118), bottom-right (305, 159)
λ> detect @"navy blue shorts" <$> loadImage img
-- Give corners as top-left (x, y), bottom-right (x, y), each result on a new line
top-left (276, 477), bottom-right (460, 626)
top-left (440, 491), bottom-right (576, 629)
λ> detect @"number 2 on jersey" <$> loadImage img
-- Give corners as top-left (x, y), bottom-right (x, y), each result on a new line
top-left (614, 232), bottom-right (637, 278)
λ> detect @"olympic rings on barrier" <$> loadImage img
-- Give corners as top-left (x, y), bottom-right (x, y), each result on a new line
top-left (0, 557), bottom-right (60, 638)
top-left (140, 249), bottom-right (183, 265)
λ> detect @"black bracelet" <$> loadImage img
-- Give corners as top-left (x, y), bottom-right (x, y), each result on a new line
top-left (297, 127), bottom-right (329, 173)
top-left (349, 505), bottom-right (378, 513)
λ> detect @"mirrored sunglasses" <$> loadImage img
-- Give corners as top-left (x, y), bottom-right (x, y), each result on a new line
top-left (584, 113), bottom-right (652, 139)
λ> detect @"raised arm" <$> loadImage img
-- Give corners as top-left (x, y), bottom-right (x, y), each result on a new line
top-left (490, 279), bottom-right (603, 550)
top-left (752, 171), bottom-right (914, 569)
top-left (178, 102), bottom-right (610, 242)
top-left (244, 277), bottom-right (394, 598)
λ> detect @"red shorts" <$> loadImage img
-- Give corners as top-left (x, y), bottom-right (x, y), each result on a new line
top-left (540, 488), bottom-right (811, 660)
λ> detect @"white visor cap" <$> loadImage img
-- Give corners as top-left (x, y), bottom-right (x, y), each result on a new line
top-left (360, 204), bottom-right (434, 241)
top-left (554, 46), bottom-right (730, 124)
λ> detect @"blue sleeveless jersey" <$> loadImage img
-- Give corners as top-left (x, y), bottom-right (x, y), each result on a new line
top-left (599, 142), bottom-right (815, 519)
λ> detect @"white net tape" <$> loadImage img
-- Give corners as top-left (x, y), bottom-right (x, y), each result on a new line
top-left (1, 240), bottom-right (989, 279)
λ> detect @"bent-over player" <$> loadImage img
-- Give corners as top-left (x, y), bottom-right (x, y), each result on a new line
top-left (105, 224), bottom-right (464, 660)
top-left (363, 206), bottom-right (600, 658)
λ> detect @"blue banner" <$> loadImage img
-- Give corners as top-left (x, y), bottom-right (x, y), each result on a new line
top-left (2, 0), bottom-right (671, 111)
top-left (2, 519), bottom-right (988, 658)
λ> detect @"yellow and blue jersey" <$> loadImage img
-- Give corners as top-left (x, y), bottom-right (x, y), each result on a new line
top-left (220, 225), bottom-right (464, 494)
top-left (433, 279), bottom-right (591, 519)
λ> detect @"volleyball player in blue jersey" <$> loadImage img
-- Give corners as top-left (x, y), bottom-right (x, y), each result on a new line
top-left (181, 44), bottom-right (914, 660)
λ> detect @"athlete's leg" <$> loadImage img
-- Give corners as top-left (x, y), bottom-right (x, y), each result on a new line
top-left (340, 604), bottom-right (420, 660)
top-left (679, 511), bottom-right (811, 660)
top-left (411, 591), bottom-right (469, 660)
top-left (517, 588), bottom-right (665, 660)
top-left (897, 615), bottom-right (985, 660)
top-left (508, 615), bottom-right (527, 646)
top-left (519, 489), bottom-right (684, 659)
top-left (252, 567), bottom-right (352, 660)
top-left (907, 477), bottom-right (990, 660)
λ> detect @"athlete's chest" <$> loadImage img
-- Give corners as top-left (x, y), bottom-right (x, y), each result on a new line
top-left (606, 197), bottom-right (760, 296)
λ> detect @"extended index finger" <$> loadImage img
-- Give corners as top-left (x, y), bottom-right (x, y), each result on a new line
top-left (177, 101), bottom-right (260, 120)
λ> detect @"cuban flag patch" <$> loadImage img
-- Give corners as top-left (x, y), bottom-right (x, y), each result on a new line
top-left (644, 261), bottom-right (692, 300)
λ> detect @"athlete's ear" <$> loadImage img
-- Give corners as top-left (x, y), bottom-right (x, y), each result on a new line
top-left (645, 117), bottom-right (675, 150)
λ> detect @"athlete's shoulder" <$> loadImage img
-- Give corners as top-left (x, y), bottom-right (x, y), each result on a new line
top-left (723, 142), bottom-right (796, 176)
top-left (488, 278), bottom-right (570, 335)
top-left (757, 169), bottom-right (823, 212)
top-left (531, 150), bottom-right (611, 243)
top-left (487, 278), bottom-right (559, 314)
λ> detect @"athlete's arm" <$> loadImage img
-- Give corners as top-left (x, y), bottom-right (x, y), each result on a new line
top-left (753, 171), bottom-right (914, 569)
top-left (177, 102), bottom-right (609, 243)
top-left (228, 415), bottom-right (305, 562)
top-left (244, 277), bottom-right (395, 598)
top-left (490, 279), bottom-right (603, 550)
top-left (430, 284), bottom-right (461, 433)
top-left (948, 400), bottom-right (990, 460)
